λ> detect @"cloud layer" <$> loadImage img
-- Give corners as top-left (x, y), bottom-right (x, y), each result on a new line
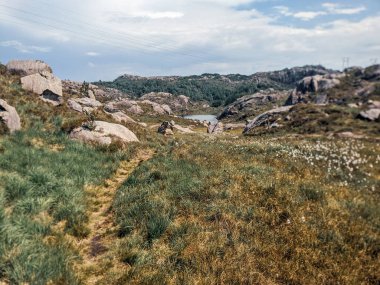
top-left (0, 0), bottom-right (379, 80)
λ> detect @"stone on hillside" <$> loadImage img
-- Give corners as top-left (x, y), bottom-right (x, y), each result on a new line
top-left (67, 99), bottom-right (83, 113)
top-left (88, 90), bottom-right (96, 100)
top-left (6, 60), bottom-right (52, 76)
top-left (20, 71), bottom-right (63, 106)
top-left (70, 120), bottom-right (139, 145)
top-left (224, 123), bottom-right (246, 131)
top-left (172, 124), bottom-right (195, 134)
top-left (140, 92), bottom-right (189, 111)
top-left (358, 109), bottom-right (380, 121)
top-left (0, 99), bottom-right (21, 133)
top-left (207, 122), bottom-right (224, 134)
top-left (243, 106), bottom-right (292, 134)
top-left (74, 97), bottom-right (103, 108)
top-left (106, 111), bottom-right (136, 124)
top-left (363, 65), bottom-right (380, 80)
top-left (128, 105), bottom-right (144, 115)
top-left (158, 121), bottom-right (174, 135)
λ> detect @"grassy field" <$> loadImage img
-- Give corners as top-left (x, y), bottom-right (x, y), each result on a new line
top-left (1, 68), bottom-right (379, 284)
top-left (99, 134), bottom-right (379, 285)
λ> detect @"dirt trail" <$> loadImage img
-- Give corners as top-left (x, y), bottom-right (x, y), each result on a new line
top-left (74, 149), bottom-right (154, 284)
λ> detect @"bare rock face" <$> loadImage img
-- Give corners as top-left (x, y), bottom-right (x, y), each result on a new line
top-left (0, 99), bottom-right (21, 133)
top-left (218, 89), bottom-right (288, 119)
top-left (207, 122), bottom-right (224, 134)
top-left (286, 73), bottom-right (343, 105)
top-left (243, 106), bottom-right (292, 134)
top-left (20, 71), bottom-right (63, 106)
top-left (70, 120), bottom-right (139, 145)
top-left (6, 60), bottom-right (52, 76)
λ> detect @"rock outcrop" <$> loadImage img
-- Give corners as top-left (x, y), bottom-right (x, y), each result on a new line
top-left (70, 121), bottom-right (139, 145)
top-left (7, 60), bottom-right (63, 106)
top-left (0, 99), bottom-right (21, 133)
top-left (285, 74), bottom-right (343, 106)
top-left (6, 60), bottom-right (52, 76)
top-left (218, 89), bottom-right (288, 119)
top-left (141, 100), bottom-right (172, 115)
top-left (140, 92), bottom-right (190, 112)
top-left (21, 71), bottom-right (63, 106)
top-left (243, 106), bottom-right (292, 134)
top-left (63, 80), bottom-right (109, 99)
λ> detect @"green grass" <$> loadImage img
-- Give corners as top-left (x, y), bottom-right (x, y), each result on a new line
top-left (0, 124), bottom-right (132, 284)
top-left (106, 136), bottom-right (379, 285)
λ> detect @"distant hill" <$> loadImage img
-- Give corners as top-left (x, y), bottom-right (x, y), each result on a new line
top-left (95, 65), bottom-right (335, 106)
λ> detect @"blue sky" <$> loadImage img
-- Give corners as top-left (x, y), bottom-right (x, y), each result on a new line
top-left (0, 0), bottom-right (379, 81)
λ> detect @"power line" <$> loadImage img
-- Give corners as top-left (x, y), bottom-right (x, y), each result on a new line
top-left (0, 3), bottom-right (210, 60)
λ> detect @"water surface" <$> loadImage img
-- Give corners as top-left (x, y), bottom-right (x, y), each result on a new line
top-left (183, 114), bottom-right (218, 124)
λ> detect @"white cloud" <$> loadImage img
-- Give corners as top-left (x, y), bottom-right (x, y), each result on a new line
top-left (0, 40), bottom-right (51, 53)
top-left (0, 0), bottom-right (378, 79)
top-left (275, 3), bottom-right (366, 21)
top-left (86, 51), bottom-right (100, 56)
top-left (322, 3), bottom-right (366, 15)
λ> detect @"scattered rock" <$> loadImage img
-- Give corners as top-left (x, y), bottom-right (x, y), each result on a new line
top-left (363, 64), bottom-right (380, 80)
top-left (140, 92), bottom-right (190, 111)
top-left (358, 109), bottom-right (380, 121)
top-left (158, 121), bottom-right (174, 135)
top-left (6, 60), bottom-right (52, 76)
top-left (207, 122), bottom-right (224, 134)
top-left (74, 97), bottom-right (103, 108)
top-left (223, 123), bottom-right (246, 131)
top-left (67, 99), bottom-right (83, 113)
top-left (0, 99), bottom-right (21, 133)
top-left (106, 111), bottom-right (136, 124)
top-left (70, 121), bottom-right (139, 145)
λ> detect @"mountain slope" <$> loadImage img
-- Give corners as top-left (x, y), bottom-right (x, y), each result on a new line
top-left (95, 65), bottom-right (335, 106)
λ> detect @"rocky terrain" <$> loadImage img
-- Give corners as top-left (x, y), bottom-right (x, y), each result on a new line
top-left (0, 60), bottom-right (379, 285)
top-left (97, 65), bottom-right (335, 106)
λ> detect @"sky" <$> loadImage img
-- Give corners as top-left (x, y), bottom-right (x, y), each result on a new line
top-left (0, 0), bottom-right (379, 81)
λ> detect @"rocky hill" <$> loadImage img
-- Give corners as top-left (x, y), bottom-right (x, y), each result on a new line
top-left (95, 65), bottom-right (335, 106)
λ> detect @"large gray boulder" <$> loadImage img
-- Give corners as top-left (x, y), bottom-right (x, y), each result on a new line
top-left (0, 99), bottom-right (21, 133)
top-left (70, 121), bottom-right (139, 145)
top-left (358, 109), bottom-right (380, 121)
top-left (67, 99), bottom-right (83, 113)
top-left (243, 106), bottom-right (292, 134)
top-left (20, 71), bottom-right (63, 106)
top-left (6, 60), bottom-right (52, 76)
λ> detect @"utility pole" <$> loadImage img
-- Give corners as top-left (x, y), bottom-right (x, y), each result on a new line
top-left (370, 58), bottom-right (378, 65)
top-left (342, 57), bottom-right (350, 70)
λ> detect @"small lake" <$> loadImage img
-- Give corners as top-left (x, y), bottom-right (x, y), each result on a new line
top-left (183, 114), bottom-right (218, 124)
